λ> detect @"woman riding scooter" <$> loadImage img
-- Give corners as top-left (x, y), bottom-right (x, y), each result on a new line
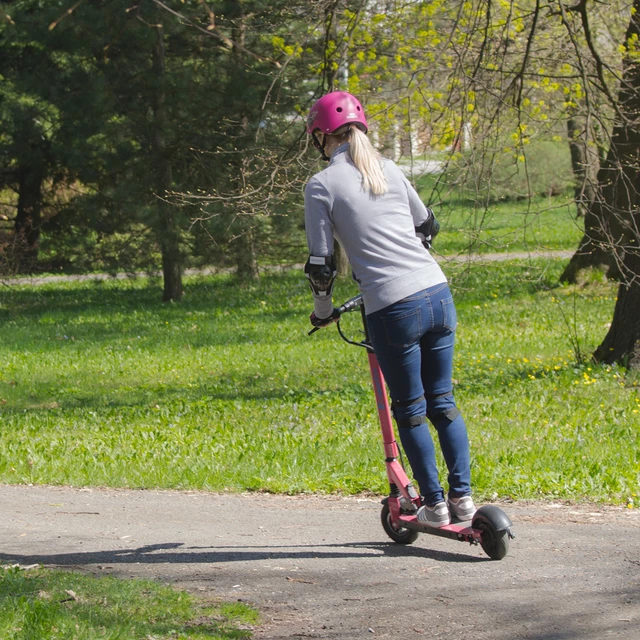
top-left (304, 91), bottom-right (475, 527)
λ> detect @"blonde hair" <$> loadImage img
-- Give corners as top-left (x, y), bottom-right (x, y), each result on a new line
top-left (331, 125), bottom-right (388, 196)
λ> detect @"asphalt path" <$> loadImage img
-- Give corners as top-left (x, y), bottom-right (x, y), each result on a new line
top-left (1, 485), bottom-right (638, 639)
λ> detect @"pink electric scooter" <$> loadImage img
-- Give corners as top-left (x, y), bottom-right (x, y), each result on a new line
top-left (310, 294), bottom-right (515, 560)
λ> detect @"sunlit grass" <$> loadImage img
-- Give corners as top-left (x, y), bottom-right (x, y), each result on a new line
top-left (0, 262), bottom-right (638, 505)
top-left (432, 196), bottom-right (583, 255)
top-left (415, 173), bottom-right (583, 254)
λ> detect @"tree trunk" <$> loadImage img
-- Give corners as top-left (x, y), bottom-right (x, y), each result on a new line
top-left (560, 108), bottom-right (629, 283)
top-left (558, 203), bottom-right (621, 283)
top-left (13, 165), bottom-right (44, 273)
top-left (593, 253), bottom-right (640, 368)
top-left (323, 0), bottom-right (353, 91)
top-left (589, 0), bottom-right (640, 366)
top-left (228, 2), bottom-right (259, 281)
top-left (236, 224), bottom-right (259, 280)
top-left (559, 102), bottom-right (640, 284)
top-left (152, 23), bottom-right (182, 302)
top-left (566, 113), bottom-right (596, 218)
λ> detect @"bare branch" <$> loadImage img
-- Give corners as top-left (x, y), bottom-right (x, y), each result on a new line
top-left (148, 0), bottom-right (281, 67)
top-left (48, 0), bottom-right (85, 31)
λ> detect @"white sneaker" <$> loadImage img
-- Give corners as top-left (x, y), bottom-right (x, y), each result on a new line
top-left (448, 496), bottom-right (476, 521)
top-left (417, 501), bottom-right (450, 528)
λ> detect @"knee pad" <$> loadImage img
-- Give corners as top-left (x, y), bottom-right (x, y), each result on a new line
top-left (392, 395), bottom-right (427, 429)
top-left (426, 390), bottom-right (460, 428)
top-left (427, 407), bottom-right (461, 428)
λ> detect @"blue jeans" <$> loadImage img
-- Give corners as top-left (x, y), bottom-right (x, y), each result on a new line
top-left (366, 283), bottom-right (471, 506)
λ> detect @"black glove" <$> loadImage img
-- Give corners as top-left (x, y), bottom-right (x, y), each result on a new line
top-left (309, 308), bottom-right (340, 328)
top-left (415, 213), bottom-right (440, 250)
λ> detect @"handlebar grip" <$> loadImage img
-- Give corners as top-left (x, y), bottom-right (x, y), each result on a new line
top-left (308, 296), bottom-right (363, 337)
top-left (338, 295), bottom-right (363, 314)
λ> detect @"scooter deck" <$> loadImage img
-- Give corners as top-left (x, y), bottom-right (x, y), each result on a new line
top-left (398, 514), bottom-right (482, 544)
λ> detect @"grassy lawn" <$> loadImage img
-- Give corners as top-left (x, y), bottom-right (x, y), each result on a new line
top-left (434, 195), bottom-right (583, 255)
top-left (0, 261), bottom-right (638, 505)
top-left (0, 564), bottom-right (257, 639)
top-left (416, 174), bottom-right (584, 255)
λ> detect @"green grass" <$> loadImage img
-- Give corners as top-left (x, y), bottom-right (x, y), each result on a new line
top-left (418, 177), bottom-right (584, 255)
top-left (435, 195), bottom-right (583, 254)
top-left (0, 564), bottom-right (257, 639)
top-left (0, 263), bottom-right (638, 505)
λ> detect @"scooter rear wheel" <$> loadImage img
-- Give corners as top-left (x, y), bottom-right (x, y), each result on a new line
top-left (381, 502), bottom-right (419, 544)
top-left (472, 505), bottom-right (512, 560)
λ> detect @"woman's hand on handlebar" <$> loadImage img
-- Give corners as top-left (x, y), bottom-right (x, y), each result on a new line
top-left (309, 308), bottom-right (341, 328)
top-left (308, 296), bottom-right (363, 336)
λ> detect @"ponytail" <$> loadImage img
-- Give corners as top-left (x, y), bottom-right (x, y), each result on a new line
top-left (347, 126), bottom-right (388, 196)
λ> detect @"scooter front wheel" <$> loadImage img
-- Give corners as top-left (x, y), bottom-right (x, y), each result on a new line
top-left (380, 501), bottom-right (419, 544)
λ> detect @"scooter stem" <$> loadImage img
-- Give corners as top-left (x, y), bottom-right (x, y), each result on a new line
top-left (367, 351), bottom-right (417, 499)
top-left (367, 352), bottom-right (398, 458)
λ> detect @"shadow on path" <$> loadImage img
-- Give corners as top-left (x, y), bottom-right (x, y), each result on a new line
top-left (0, 540), bottom-right (487, 567)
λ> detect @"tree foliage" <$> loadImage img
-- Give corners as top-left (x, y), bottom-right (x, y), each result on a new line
top-left (312, 0), bottom-right (640, 368)
top-left (2, 0), bottom-right (640, 365)
top-left (1, 0), bottom-right (321, 290)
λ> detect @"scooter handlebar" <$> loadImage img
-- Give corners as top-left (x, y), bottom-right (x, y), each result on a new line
top-left (307, 295), bottom-right (364, 336)
top-left (337, 294), bottom-right (363, 315)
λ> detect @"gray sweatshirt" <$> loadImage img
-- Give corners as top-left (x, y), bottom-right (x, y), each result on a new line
top-left (304, 143), bottom-right (446, 316)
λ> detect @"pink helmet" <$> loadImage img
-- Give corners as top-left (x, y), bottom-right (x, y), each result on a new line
top-left (307, 91), bottom-right (368, 135)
